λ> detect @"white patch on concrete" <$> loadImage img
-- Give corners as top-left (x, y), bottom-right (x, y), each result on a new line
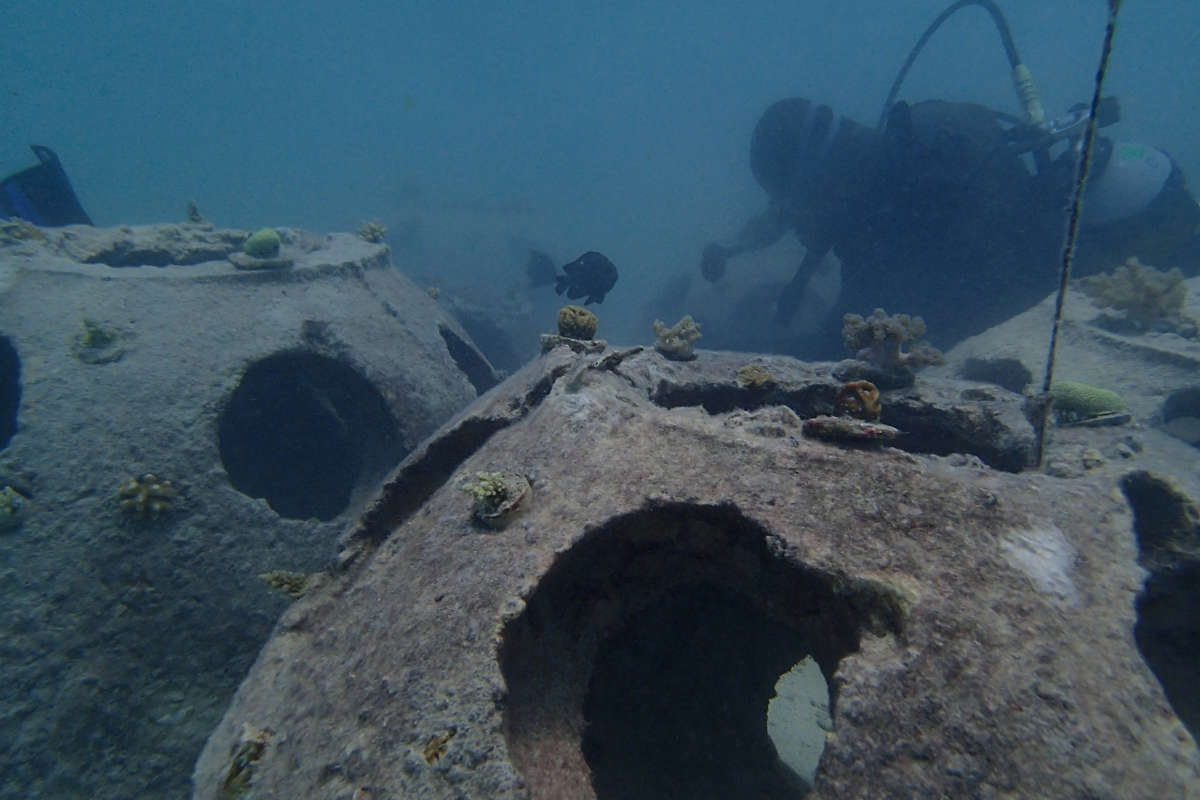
top-left (767, 656), bottom-right (832, 791)
top-left (1000, 524), bottom-right (1080, 608)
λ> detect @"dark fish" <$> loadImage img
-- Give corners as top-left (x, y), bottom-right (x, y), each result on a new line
top-left (554, 251), bottom-right (618, 304)
top-left (526, 249), bottom-right (558, 287)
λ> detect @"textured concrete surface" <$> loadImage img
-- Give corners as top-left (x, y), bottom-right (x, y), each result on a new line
top-left (0, 223), bottom-right (496, 799)
top-left (193, 344), bottom-right (1200, 799)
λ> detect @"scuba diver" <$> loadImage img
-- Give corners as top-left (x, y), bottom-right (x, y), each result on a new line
top-left (700, 0), bottom-right (1200, 357)
top-left (0, 145), bottom-right (92, 226)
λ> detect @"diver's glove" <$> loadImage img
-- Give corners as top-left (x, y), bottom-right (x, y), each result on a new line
top-left (700, 243), bottom-right (730, 282)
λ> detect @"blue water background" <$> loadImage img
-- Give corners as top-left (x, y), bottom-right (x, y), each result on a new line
top-left (3, 1), bottom-right (1195, 341)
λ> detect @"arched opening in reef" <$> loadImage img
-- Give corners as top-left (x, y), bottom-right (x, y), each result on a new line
top-left (217, 350), bottom-right (405, 520)
top-left (0, 335), bottom-right (19, 450)
top-left (498, 503), bottom-right (901, 799)
top-left (1160, 386), bottom-right (1200, 447)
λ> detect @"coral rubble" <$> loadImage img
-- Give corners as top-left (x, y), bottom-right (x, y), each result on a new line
top-left (801, 414), bottom-right (899, 443)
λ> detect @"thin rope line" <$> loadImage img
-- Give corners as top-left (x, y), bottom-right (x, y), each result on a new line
top-left (1034, 0), bottom-right (1122, 465)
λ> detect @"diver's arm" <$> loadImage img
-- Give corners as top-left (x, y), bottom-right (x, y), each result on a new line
top-left (701, 203), bottom-right (790, 281)
top-left (774, 242), bottom-right (831, 325)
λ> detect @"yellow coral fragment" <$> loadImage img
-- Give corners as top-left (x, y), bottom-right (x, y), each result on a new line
top-left (653, 315), bottom-right (702, 361)
top-left (737, 364), bottom-right (776, 389)
top-left (357, 219), bottom-right (388, 243)
top-left (117, 473), bottom-right (178, 520)
top-left (557, 305), bottom-right (598, 340)
top-left (423, 728), bottom-right (456, 765)
top-left (259, 570), bottom-right (319, 599)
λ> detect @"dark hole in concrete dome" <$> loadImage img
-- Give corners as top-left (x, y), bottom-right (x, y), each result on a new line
top-left (1121, 471), bottom-right (1200, 741)
top-left (499, 503), bottom-right (881, 799)
top-left (1160, 386), bottom-right (1200, 447)
top-left (0, 335), bottom-right (19, 449)
top-left (217, 351), bottom-right (406, 521)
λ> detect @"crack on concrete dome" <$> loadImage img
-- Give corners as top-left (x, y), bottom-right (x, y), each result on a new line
top-left (438, 324), bottom-right (499, 395)
top-left (217, 350), bottom-right (405, 520)
top-left (498, 502), bottom-right (901, 798)
top-left (0, 335), bottom-right (19, 449)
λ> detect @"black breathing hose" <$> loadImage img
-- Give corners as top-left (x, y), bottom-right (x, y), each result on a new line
top-left (878, 0), bottom-right (1036, 131)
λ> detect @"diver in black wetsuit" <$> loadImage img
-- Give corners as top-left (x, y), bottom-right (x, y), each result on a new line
top-left (700, 96), bottom-right (1199, 357)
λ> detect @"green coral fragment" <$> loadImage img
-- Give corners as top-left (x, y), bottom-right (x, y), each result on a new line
top-left (459, 470), bottom-right (531, 529)
top-left (557, 305), bottom-right (598, 340)
top-left (259, 570), bottom-right (321, 599)
top-left (737, 363), bottom-right (777, 389)
top-left (242, 227), bottom-right (281, 258)
top-left (1050, 381), bottom-right (1126, 423)
top-left (356, 219), bottom-right (388, 243)
top-left (653, 315), bottom-right (702, 361)
top-left (73, 317), bottom-right (125, 364)
top-left (0, 485), bottom-right (27, 533)
top-left (220, 722), bottom-right (273, 799)
top-left (117, 473), bottom-right (178, 520)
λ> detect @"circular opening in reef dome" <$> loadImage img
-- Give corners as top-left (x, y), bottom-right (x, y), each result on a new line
top-left (217, 351), bottom-right (405, 520)
top-left (499, 503), bottom-right (881, 799)
top-left (0, 335), bottom-right (19, 450)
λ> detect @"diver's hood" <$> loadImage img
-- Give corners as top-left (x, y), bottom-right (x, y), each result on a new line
top-left (1083, 139), bottom-right (1173, 227)
top-left (750, 98), bottom-right (843, 198)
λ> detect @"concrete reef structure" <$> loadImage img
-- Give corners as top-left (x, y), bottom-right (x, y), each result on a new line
top-left (0, 222), bottom-right (498, 799)
top-left (194, 344), bottom-right (1199, 799)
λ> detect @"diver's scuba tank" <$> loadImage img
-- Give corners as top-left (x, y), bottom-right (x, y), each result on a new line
top-left (1083, 139), bottom-right (1175, 227)
top-left (885, 0), bottom-right (1199, 260)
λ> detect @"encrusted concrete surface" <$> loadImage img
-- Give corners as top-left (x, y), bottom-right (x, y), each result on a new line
top-left (193, 346), bottom-right (1200, 799)
top-left (0, 223), bottom-right (496, 799)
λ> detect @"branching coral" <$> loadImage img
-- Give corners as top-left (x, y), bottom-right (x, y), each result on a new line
top-left (117, 473), bottom-right (178, 520)
top-left (1079, 257), bottom-right (1196, 336)
top-left (842, 308), bottom-right (943, 372)
top-left (357, 219), bottom-right (388, 243)
top-left (653, 315), bottom-right (702, 361)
